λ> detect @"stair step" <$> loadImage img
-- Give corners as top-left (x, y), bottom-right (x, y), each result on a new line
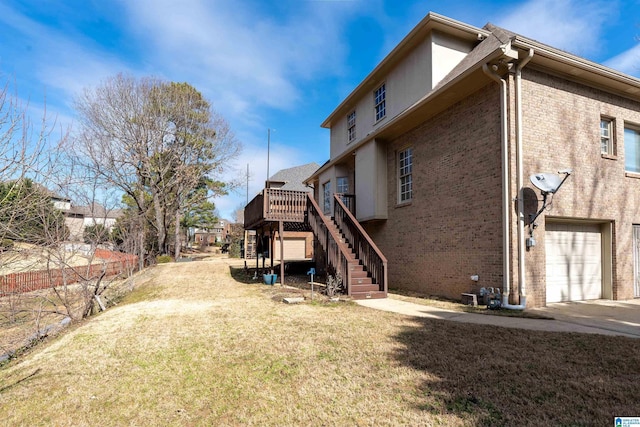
top-left (350, 291), bottom-right (387, 300)
top-left (350, 283), bottom-right (379, 292)
top-left (350, 270), bottom-right (368, 279)
top-left (351, 277), bottom-right (373, 285)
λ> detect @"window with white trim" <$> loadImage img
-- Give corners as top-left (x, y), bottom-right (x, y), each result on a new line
top-left (625, 125), bottom-right (640, 173)
top-left (347, 111), bottom-right (356, 143)
top-left (374, 84), bottom-right (386, 122)
top-left (323, 181), bottom-right (332, 214)
top-left (398, 147), bottom-right (413, 203)
top-left (601, 117), bottom-right (615, 156)
top-left (337, 176), bottom-right (349, 194)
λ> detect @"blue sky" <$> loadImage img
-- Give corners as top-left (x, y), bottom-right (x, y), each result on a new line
top-left (1, 0), bottom-right (639, 220)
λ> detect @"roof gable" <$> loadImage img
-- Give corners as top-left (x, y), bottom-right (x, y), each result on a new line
top-left (268, 162), bottom-right (320, 192)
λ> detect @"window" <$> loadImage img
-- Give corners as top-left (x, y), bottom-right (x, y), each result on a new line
top-left (600, 118), bottom-right (615, 156)
top-left (625, 126), bottom-right (640, 173)
top-left (323, 181), bottom-right (332, 214)
top-left (347, 111), bottom-right (356, 142)
top-left (336, 176), bottom-right (352, 211)
top-left (398, 147), bottom-right (413, 203)
top-left (337, 176), bottom-right (349, 194)
top-left (374, 84), bottom-right (386, 122)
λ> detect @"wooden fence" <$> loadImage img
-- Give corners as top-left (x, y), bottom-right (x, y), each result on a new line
top-left (0, 251), bottom-right (138, 296)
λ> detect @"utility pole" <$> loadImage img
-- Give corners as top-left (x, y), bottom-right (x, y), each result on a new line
top-left (266, 128), bottom-right (271, 188)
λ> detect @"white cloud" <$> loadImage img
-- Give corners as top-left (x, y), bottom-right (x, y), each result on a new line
top-left (118, 0), bottom-right (354, 120)
top-left (0, 3), bottom-right (132, 111)
top-left (495, 0), bottom-right (616, 58)
top-left (604, 44), bottom-right (640, 77)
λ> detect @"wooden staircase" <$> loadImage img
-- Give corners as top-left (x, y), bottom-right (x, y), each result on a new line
top-left (307, 195), bottom-right (387, 300)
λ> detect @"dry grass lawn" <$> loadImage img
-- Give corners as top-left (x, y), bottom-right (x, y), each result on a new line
top-left (1, 257), bottom-right (639, 426)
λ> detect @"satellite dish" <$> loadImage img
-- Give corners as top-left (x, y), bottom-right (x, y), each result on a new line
top-left (528, 169), bottom-right (573, 229)
top-left (530, 173), bottom-right (563, 194)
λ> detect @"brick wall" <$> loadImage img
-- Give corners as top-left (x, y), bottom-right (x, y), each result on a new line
top-left (364, 85), bottom-right (505, 300)
top-left (518, 68), bottom-right (640, 305)
top-left (362, 67), bottom-right (640, 307)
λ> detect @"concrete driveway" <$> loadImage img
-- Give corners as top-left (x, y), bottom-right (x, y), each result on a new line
top-left (528, 299), bottom-right (640, 338)
top-left (356, 297), bottom-right (640, 338)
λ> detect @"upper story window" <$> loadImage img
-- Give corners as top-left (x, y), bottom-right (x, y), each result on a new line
top-left (374, 84), bottom-right (386, 122)
top-left (624, 125), bottom-right (640, 174)
top-left (347, 111), bottom-right (356, 143)
top-left (601, 117), bottom-right (616, 156)
top-left (323, 181), bottom-right (332, 214)
top-left (398, 147), bottom-right (413, 203)
top-left (337, 176), bottom-right (349, 194)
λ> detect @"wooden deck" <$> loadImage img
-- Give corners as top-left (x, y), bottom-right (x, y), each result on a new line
top-left (244, 188), bottom-right (309, 230)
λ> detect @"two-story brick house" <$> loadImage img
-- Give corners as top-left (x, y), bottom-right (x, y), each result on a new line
top-left (306, 12), bottom-right (640, 308)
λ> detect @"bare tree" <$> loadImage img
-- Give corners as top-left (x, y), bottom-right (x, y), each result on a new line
top-left (70, 74), bottom-right (240, 260)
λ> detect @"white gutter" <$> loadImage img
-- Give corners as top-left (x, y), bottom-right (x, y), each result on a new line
top-left (513, 48), bottom-right (534, 310)
top-left (482, 62), bottom-right (512, 309)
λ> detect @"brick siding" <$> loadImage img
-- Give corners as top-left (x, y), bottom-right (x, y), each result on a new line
top-left (364, 85), bottom-right (504, 300)
top-left (362, 68), bottom-right (640, 307)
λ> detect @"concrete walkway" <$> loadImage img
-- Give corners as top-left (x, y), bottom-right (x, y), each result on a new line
top-left (355, 297), bottom-right (640, 338)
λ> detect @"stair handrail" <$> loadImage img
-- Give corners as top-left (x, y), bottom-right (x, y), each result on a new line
top-left (305, 194), bottom-right (353, 295)
top-left (333, 194), bottom-right (388, 294)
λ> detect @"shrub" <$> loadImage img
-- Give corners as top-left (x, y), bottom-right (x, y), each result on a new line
top-left (325, 273), bottom-right (343, 297)
top-left (0, 238), bottom-right (14, 250)
top-left (156, 255), bottom-right (173, 264)
top-left (228, 241), bottom-right (241, 258)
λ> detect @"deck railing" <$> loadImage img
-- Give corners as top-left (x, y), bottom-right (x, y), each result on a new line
top-left (333, 194), bottom-right (387, 294)
top-left (264, 188), bottom-right (307, 222)
top-left (244, 191), bottom-right (265, 229)
top-left (244, 188), bottom-right (308, 229)
top-left (306, 194), bottom-right (352, 294)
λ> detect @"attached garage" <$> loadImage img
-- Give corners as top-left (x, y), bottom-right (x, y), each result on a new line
top-left (545, 222), bottom-right (605, 303)
top-left (273, 237), bottom-right (308, 260)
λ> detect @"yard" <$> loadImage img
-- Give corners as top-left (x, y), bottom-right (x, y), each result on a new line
top-left (1, 256), bottom-right (639, 426)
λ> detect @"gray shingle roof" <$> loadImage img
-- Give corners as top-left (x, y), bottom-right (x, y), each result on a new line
top-left (268, 162), bottom-right (320, 192)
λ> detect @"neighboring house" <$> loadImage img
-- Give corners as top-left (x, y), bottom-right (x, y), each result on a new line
top-left (45, 191), bottom-right (84, 241)
top-left (47, 195), bottom-right (122, 242)
top-left (38, 187), bottom-right (83, 241)
top-left (305, 12), bottom-right (640, 308)
top-left (194, 220), bottom-right (232, 246)
top-left (74, 203), bottom-right (122, 232)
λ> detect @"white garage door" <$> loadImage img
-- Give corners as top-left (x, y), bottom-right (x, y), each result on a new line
top-left (273, 238), bottom-right (307, 260)
top-left (545, 222), bottom-right (602, 303)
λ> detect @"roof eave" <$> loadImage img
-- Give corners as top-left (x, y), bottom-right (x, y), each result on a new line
top-left (511, 37), bottom-right (640, 97)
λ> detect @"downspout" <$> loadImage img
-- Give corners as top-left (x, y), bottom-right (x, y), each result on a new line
top-left (482, 63), bottom-right (511, 308)
top-left (514, 49), bottom-right (534, 309)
